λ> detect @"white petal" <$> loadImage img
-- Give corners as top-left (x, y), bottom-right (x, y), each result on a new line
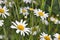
top-left (3, 14), bottom-right (7, 18)
top-left (23, 20), bottom-right (26, 24)
top-left (16, 30), bottom-right (20, 33)
top-left (10, 25), bottom-right (16, 29)
top-left (25, 31), bottom-right (29, 35)
top-left (16, 20), bottom-right (20, 25)
top-left (22, 32), bottom-right (25, 36)
top-left (12, 22), bottom-right (17, 26)
top-left (20, 19), bottom-right (23, 24)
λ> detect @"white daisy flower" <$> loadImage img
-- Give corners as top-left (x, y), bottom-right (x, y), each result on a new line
top-left (20, 7), bottom-right (29, 16)
top-left (0, 6), bottom-right (10, 18)
top-left (31, 26), bottom-right (40, 35)
top-left (53, 33), bottom-right (60, 40)
top-left (50, 17), bottom-right (55, 22)
top-left (9, 2), bottom-right (13, 7)
top-left (34, 9), bottom-right (48, 20)
top-left (10, 19), bottom-right (31, 36)
top-left (50, 17), bottom-right (59, 24)
top-left (42, 20), bottom-right (49, 25)
top-left (8, 1), bottom-right (15, 7)
top-left (23, 0), bottom-right (32, 3)
top-left (40, 32), bottom-right (52, 40)
top-left (0, 20), bottom-right (4, 26)
top-left (0, 0), bottom-right (3, 4)
top-left (0, 0), bottom-right (7, 4)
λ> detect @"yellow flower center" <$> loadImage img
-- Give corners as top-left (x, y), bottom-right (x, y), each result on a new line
top-left (29, 8), bottom-right (34, 11)
top-left (38, 12), bottom-right (44, 16)
top-left (0, 8), bottom-right (4, 13)
top-left (17, 25), bottom-right (24, 30)
top-left (58, 35), bottom-right (60, 40)
top-left (44, 36), bottom-right (50, 40)
top-left (22, 9), bottom-right (26, 13)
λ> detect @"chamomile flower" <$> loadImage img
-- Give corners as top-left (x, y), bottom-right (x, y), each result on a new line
top-left (0, 20), bottom-right (4, 26)
top-left (0, 0), bottom-right (7, 4)
top-left (23, 0), bottom-right (32, 3)
top-left (50, 17), bottom-right (59, 24)
top-left (40, 32), bottom-right (52, 40)
top-left (0, 0), bottom-right (3, 4)
top-left (50, 17), bottom-right (55, 22)
top-left (11, 19), bottom-right (31, 36)
top-left (42, 20), bottom-right (49, 25)
top-left (20, 7), bottom-right (29, 16)
top-left (8, 1), bottom-right (15, 7)
top-left (34, 9), bottom-right (48, 20)
top-left (0, 6), bottom-right (10, 18)
top-left (31, 26), bottom-right (40, 35)
top-left (53, 33), bottom-right (60, 40)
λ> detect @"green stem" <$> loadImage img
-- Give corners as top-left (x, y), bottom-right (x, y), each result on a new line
top-left (48, 0), bottom-right (54, 33)
top-left (3, 27), bottom-right (8, 40)
top-left (58, 0), bottom-right (60, 8)
top-left (41, 0), bottom-right (46, 10)
top-left (49, 0), bottom-right (54, 15)
top-left (14, 1), bottom-right (20, 20)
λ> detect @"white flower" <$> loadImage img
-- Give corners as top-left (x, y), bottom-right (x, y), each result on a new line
top-left (0, 20), bottom-right (4, 26)
top-left (10, 19), bottom-right (31, 36)
top-left (9, 2), bottom-right (12, 7)
top-left (42, 20), bottom-right (49, 25)
top-left (40, 32), bottom-right (52, 40)
top-left (31, 26), bottom-right (40, 35)
top-left (20, 7), bottom-right (29, 16)
top-left (0, 0), bottom-right (3, 4)
top-left (50, 17), bottom-right (59, 24)
top-left (34, 9), bottom-right (48, 20)
top-left (8, 1), bottom-right (15, 7)
top-left (53, 33), bottom-right (60, 40)
top-left (50, 17), bottom-right (55, 21)
top-left (0, 6), bottom-right (10, 18)
top-left (23, 0), bottom-right (32, 3)
top-left (0, 0), bottom-right (7, 4)
top-left (0, 35), bottom-right (4, 39)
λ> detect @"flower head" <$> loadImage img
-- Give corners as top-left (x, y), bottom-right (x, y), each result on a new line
top-left (34, 9), bottom-right (48, 20)
top-left (53, 33), bottom-right (60, 40)
top-left (11, 19), bottom-right (31, 36)
top-left (0, 6), bottom-right (10, 18)
top-left (20, 7), bottom-right (29, 16)
top-left (50, 17), bottom-right (59, 24)
top-left (31, 26), bottom-right (40, 35)
top-left (40, 32), bottom-right (52, 40)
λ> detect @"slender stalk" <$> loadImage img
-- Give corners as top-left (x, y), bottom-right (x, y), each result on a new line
top-left (41, 0), bottom-right (46, 10)
top-left (14, 1), bottom-right (20, 20)
top-left (48, 0), bottom-right (54, 33)
top-left (49, 0), bottom-right (54, 15)
top-left (3, 26), bottom-right (8, 40)
top-left (58, 0), bottom-right (60, 9)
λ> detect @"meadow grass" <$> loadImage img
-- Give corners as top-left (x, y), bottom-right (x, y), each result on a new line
top-left (0, 0), bottom-right (60, 40)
